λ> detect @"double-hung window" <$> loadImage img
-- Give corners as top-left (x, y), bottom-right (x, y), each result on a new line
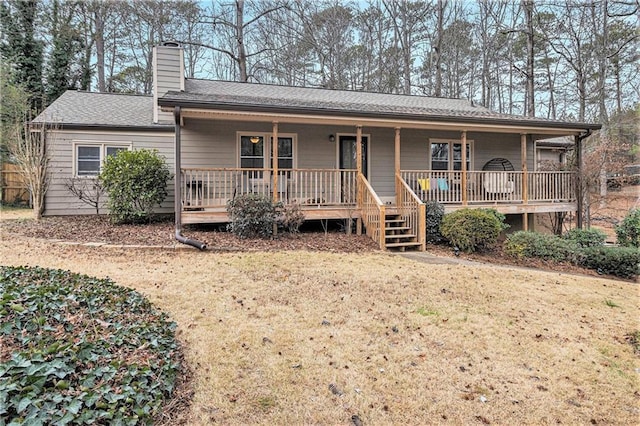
top-left (240, 135), bottom-right (265, 169)
top-left (272, 137), bottom-right (294, 177)
top-left (429, 139), bottom-right (472, 171)
top-left (75, 143), bottom-right (130, 176)
top-left (238, 133), bottom-right (295, 173)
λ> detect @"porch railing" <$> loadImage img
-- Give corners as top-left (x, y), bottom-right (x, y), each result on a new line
top-left (528, 171), bottom-right (576, 202)
top-left (181, 168), bottom-right (357, 209)
top-left (401, 170), bottom-right (463, 203)
top-left (395, 174), bottom-right (426, 250)
top-left (358, 174), bottom-right (386, 249)
top-left (400, 170), bottom-right (575, 205)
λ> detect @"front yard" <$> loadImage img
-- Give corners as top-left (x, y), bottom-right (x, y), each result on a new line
top-left (1, 230), bottom-right (638, 424)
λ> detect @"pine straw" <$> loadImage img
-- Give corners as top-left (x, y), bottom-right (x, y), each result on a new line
top-left (1, 236), bottom-right (638, 425)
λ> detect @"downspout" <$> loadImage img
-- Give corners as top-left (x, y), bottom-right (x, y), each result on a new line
top-left (174, 106), bottom-right (207, 250)
top-left (575, 129), bottom-right (592, 229)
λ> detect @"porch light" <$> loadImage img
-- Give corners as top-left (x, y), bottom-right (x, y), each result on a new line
top-left (250, 136), bottom-right (261, 144)
top-left (328, 134), bottom-right (336, 142)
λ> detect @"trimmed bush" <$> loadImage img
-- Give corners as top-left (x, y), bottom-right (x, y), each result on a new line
top-left (227, 193), bottom-right (278, 238)
top-left (425, 200), bottom-right (445, 243)
top-left (278, 202), bottom-right (304, 233)
top-left (616, 208), bottom-right (640, 248)
top-left (0, 266), bottom-right (181, 424)
top-left (504, 231), bottom-right (579, 262)
top-left (440, 208), bottom-right (507, 253)
top-left (99, 149), bottom-right (172, 224)
top-left (564, 227), bottom-right (606, 248)
top-left (579, 246), bottom-right (640, 279)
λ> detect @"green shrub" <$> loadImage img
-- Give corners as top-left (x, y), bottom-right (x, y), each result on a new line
top-left (616, 208), bottom-right (640, 248)
top-left (484, 208), bottom-right (510, 230)
top-left (440, 208), bottom-right (507, 253)
top-left (579, 246), bottom-right (640, 279)
top-left (99, 149), bottom-right (172, 224)
top-left (0, 266), bottom-right (181, 424)
top-left (504, 231), bottom-right (579, 262)
top-left (425, 200), bottom-right (445, 243)
top-left (564, 227), bottom-right (606, 248)
top-left (227, 193), bottom-right (278, 238)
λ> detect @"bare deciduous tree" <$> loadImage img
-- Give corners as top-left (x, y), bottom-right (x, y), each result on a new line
top-left (8, 121), bottom-right (55, 220)
top-left (64, 177), bottom-right (105, 214)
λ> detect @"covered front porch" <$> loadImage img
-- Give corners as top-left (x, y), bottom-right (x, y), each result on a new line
top-left (178, 164), bottom-right (577, 251)
top-left (171, 109), bottom-right (587, 252)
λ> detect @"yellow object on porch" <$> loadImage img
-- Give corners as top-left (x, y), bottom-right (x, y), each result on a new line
top-left (417, 178), bottom-right (430, 190)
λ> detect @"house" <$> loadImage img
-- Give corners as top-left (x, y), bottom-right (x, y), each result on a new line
top-left (35, 43), bottom-right (601, 250)
top-left (535, 136), bottom-right (573, 170)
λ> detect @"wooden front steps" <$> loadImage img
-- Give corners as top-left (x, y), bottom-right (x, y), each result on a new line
top-left (384, 214), bottom-right (422, 251)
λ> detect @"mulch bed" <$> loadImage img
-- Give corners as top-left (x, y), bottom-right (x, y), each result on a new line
top-left (2, 214), bottom-right (633, 281)
top-left (1, 215), bottom-right (378, 252)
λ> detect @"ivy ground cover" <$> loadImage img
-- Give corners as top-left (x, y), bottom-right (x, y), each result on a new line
top-left (0, 266), bottom-right (182, 425)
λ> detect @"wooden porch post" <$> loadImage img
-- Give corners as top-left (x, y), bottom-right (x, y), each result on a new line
top-left (272, 121), bottom-right (279, 202)
top-left (395, 127), bottom-right (401, 206)
top-left (174, 107), bottom-right (182, 231)
top-left (521, 133), bottom-right (529, 231)
top-left (461, 130), bottom-right (468, 206)
top-left (356, 125), bottom-right (363, 176)
top-left (356, 125), bottom-right (363, 235)
top-left (272, 121), bottom-right (279, 236)
top-left (575, 134), bottom-right (583, 229)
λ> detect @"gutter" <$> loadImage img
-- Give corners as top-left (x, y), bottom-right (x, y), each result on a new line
top-left (29, 122), bottom-right (175, 132)
top-left (173, 106), bottom-right (207, 250)
top-left (577, 128), bottom-right (593, 142)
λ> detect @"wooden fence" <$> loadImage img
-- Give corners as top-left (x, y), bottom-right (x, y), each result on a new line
top-left (1, 163), bottom-right (29, 205)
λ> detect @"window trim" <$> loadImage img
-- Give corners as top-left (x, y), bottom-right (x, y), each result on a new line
top-left (72, 141), bottom-right (132, 177)
top-left (428, 138), bottom-right (474, 171)
top-left (236, 132), bottom-right (297, 171)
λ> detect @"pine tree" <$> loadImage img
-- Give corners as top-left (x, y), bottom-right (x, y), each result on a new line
top-left (0, 0), bottom-right (44, 111)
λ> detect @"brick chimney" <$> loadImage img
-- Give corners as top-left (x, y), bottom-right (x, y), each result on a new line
top-left (153, 42), bottom-right (184, 124)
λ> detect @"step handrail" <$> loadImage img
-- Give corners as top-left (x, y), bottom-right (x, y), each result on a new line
top-left (357, 173), bottom-right (386, 250)
top-left (396, 174), bottom-right (426, 251)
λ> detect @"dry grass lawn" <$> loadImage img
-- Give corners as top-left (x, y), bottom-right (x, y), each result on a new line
top-left (1, 234), bottom-right (638, 425)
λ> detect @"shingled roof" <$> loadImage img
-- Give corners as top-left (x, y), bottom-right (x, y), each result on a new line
top-left (32, 91), bottom-right (172, 130)
top-left (159, 79), bottom-right (601, 131)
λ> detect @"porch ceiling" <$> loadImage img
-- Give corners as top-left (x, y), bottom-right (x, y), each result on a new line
top-left (167, 106), bottom-right (592, 136)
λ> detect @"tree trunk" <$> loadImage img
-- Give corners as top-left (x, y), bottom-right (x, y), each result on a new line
top-left (236, 0), bottom-right (248, 82)
top-left (523, 0), bottom-right (535, 117)
top-left (597, 0), bottom-right (609, 125)
top-left (544, 50), bottom-right (556, 119)
top-left (433, 0), bottom-right (444, 97)
top-left (402, 9), bottom-right (411, 95)
top-left (95, 5), bottom-right (106, 92)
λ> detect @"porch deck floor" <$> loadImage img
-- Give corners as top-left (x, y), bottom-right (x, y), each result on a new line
top-left (182, 205), bottom-right (363, 225)
top-left (181, 201), bottom-right (575, 225)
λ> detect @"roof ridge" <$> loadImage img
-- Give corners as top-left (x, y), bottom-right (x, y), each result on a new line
top-left (63, 90), bottom-right (153, 98)
top-left (184, 78), bottom-right (477, 104)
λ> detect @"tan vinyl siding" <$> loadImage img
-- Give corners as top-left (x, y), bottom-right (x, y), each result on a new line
top-left (179, 119), bottom-right (539, 204)
top-left (153, 45), bottom-right (184, 124)
top-left (400, 130), bottom-right (535, 172)
top-left (44, 129), bottom-right (174, 216)
top-left (367, 127), bottom-right (395, 198)
top-left (181, 120), bottom-right (354, 170)
top-left (469, 132), bottom-right (534, 171)
top-left (180, 121), bottom-right (400, 196)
